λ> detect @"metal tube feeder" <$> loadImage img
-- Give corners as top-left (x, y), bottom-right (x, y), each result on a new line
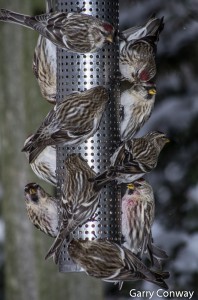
top-left (56, 0), bottom-right (120, 272)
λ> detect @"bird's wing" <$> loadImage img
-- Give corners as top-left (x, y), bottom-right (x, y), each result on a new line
top-left (131, 139), bottom-right (157, 171)
top-left (22, 106), bottom-right (56, 150)
top-left (123, 246), bottom-right (156, 279)
top-left (51, 127), bottom-right (92, 143)
top-left (147, 233), bottom-right (168, 269)
top-left (121, 25), bottom-right (143, 40)
top-left (112, 144), bottom-right (127, 166)
top-left (32, 36), bottom-right (42, 79)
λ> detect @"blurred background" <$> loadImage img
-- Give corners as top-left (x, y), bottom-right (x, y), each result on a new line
top-left (0, 0), bottom-right (198, 299)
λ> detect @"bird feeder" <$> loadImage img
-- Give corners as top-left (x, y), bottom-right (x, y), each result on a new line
top-left (55, 0), bottom-right (121, 272)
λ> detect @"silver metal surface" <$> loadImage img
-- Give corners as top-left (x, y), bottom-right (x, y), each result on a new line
top-left (56, 0), bottom-right (120, 272)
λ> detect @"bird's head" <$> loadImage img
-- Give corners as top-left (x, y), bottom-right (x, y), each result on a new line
top-left (133, 82), bottom-right (156, 101)
top-left (91, 21), bottom-right (115, 48)
top-left (24, 183), bottom-right (45, 204)
top-left (126, 182), bottom-right (136, 195)
top-left (133, 178), bottom-right (154, 199)
top-left (146, 131), bottom-right (170, 149)
top-left (155, 131), bottom-right (170, 148)
top-left (127, 178), bottom-right (147, 191)
top-left (145, 82), bottom-right (156, 100)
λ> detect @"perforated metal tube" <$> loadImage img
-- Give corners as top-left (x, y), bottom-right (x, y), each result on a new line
top-left (56, 0), bottom-right (120, 272)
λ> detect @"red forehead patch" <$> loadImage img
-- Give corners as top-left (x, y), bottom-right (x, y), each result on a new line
top-left (103, 23), bottom-right (113, 32)
top-left (136, 178), bottom-right (145, 183)
top-left (139, 70), bottom-right (150, 81)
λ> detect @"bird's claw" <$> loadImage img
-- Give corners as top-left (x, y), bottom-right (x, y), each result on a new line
top-left (76, 4), bottom-right (86, 13)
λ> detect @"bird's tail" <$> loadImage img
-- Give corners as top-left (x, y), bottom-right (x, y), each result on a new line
top-left (147, 237), bottom-right (168, 269)
top-left (29, 145), bottom-right (47, 164)
top-left (123, 245), bottom-right (169, 290)
top-left (0, 9), bottom-right (33, 30)
top-left (22, 135), bottom-right (35, 153)
top-left (122, 15), bottom-right (164, 42)
top-left (45, 229), bottom-right (70, 264)
top-left (149, 269), bottom-right (170, 290)
top-left (151, 244), bottom-right (168, 260)
top-left (144, 15), bottom-right (164, 41)
top-left (22, 138), bottom-right (45, 164)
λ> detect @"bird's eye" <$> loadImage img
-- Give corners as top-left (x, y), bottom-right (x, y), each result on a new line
top-left (33, 183), bottom-right (39, 189)
top-left (164, 137), bottom-right (170, 142)
top-left (98, 29), bottom-right (104, 34)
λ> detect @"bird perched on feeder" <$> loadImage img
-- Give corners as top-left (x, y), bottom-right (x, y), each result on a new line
top-left (119, 15), bottom-right (164, 83)
top-left (24, 182), bottom-right (59, 237)
top-left (120, 82), bottom-right (156, 141)
top-left (0, 8), bottom-right (115, 53)
top-left (23, 135), bottom-right (57, 186)
top-left (121, 179), bottom-right (168, 268)
top-left (92, 131), bottom-right (170, 186)
top-left (45, 154), bottom-right (101, 264)
top-left (32, 0), bottom-right (57, 104)
top-left (22, 86), bottom-right (109, 163)
top-left (68, 239), bottom-right (169, 290)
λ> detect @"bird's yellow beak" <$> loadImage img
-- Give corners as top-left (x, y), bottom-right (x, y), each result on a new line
top-left (165, 138), bottom-right (171, 143)
top-left (148, 88), bottom-right (156, 95)
top-left (29, 188), bottom-right (36, 195)
top-left (127, 183), bottom-right (135, 190)
top-left (106, 35), bottom-right (114, 43)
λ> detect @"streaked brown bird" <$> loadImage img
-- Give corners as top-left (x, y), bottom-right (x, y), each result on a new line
top-left (120, 82), bottom-right (156, 141)
top-left (122, 179), bottom-right (168, 268)
top-left (0, 8), bottom-right (115, 53)
top-left (22, 86), bottom-right (109, 163)
top-left (24, 135), bottom-right (57, 186)
top-left (45, 154), bottom-right (101, 264)
top-left (33, 0), bottom-right (57, 104)
top-left (92, 131), bottom-right (170, 187)
top-left (119, 15), bottom-right (164, 83)
top-left (24, 182), bottom-right (59, 237)
top-left (68, 239), bottom-right (169, 290)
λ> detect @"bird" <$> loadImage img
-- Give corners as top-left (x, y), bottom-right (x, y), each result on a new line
top-left (32, 0), bottom-right (57, 104)
top-left (45, 154), bottom-right (101, 264)
top-left (23, 135), bottom-right (57, 186)
top-left (0, 8), bottom-right (115, 53)
top-left (33, 36), bottom-right (56, 103)
top-left (91, 131), bottom-right (170, 186)
top-left (119, 15), bottom-right (164, 83)
top-left (120, 82), bottom-right (156, 141)
top-left (121, 179), bottom-right (168, 268)
top-left (24, 182), bottom-right (59, 237)
top-left (68, 239), bottom-right (169, 290)
top-left (22, 86), bottom-right (109, 164)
